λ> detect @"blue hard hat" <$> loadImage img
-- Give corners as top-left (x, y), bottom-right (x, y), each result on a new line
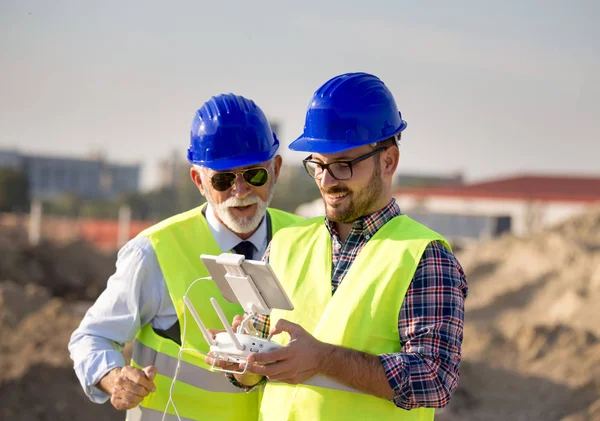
top-left (187, 94), bottom-right (280, 170)
top-left (290, 72), bottom-right (407, 153)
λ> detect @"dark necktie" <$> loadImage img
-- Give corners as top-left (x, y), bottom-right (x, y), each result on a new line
top-left (233, 241), bottom-right (255, 260)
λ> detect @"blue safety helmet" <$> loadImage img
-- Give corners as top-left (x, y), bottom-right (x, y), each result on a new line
top-left (290, 72), bottom-right (407, 153)
top-left (187, 94), bottom-right (280, 170)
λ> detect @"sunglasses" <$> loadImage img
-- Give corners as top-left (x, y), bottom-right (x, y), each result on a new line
top-left (209, 167), bottom-right (270, 192)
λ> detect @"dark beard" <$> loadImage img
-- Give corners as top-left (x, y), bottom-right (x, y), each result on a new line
top-left (323, 161), bottom-right (383, 223)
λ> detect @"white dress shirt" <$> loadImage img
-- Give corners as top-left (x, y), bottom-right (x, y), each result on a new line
top-left (68, 205), bottom-right (268, 403)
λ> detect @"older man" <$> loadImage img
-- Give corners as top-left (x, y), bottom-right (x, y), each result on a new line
top-left (69, 93), bottom-right (302, 421)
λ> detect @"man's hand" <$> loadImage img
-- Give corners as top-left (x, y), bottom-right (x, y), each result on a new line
top-left (205, 351), bottom-right (264, 387)
top-left (204, 314), bottom-right (242, 372)
top-left (98, 365), bottom-right (157, 410)
top-left (205, 314), bottom-right (244, 341)
top-left (204, 324), bottom-right (238, 373)
top-left (205, 315), bottom-right (263, 387)
top-left (231, 314), bottom-right (244, 332)
top-left (241, 319), bottom-right (394, 400)
top-left (244, 319), bottom-right (330, 384)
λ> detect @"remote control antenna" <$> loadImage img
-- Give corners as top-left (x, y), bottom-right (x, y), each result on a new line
top-left (210, 297), bottom-right (244, 351)
top-left (183, 296), bottom-right (217, 346)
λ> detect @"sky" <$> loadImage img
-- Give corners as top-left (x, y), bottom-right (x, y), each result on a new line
top-left (1, 0), bottom-right (599, 190)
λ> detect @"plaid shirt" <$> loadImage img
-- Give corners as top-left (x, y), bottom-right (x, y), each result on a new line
top-left (252, 199), bottom-right (468, 409)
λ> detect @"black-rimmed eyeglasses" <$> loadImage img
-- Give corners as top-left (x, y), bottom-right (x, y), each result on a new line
top-left (302, 147), bottom-right (387, 180)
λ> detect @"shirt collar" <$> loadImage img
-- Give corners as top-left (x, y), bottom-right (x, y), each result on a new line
top-left (205, 203), bottom-right (268, 257)
top-left (325, 198), bottom-right (402, 239)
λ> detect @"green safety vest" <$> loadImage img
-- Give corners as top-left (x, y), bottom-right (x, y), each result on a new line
top-left (126, 205), bottom-right (302, 421)
top-left (262, 215), bottom-right (450, 421)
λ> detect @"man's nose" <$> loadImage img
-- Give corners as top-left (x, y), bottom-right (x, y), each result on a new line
top-left (319, 168), bottom-right (338, 189)
top-left (231, 174), bottom-right (251, 197)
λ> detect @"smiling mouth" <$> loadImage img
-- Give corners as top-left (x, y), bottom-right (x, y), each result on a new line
top-left (325, 191), bottom-right (349, 203)
top-left (324, 187), bottom-right (349, 196)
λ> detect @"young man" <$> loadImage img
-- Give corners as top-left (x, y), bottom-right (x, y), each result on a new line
top-left (69, 93), bottom-right (302, 421)
top-left (229, 73), bottom-right (468, 421)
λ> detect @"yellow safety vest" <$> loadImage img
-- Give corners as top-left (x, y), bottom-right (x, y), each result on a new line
top-left (127, 205), bottom-right (302, 421)
top-left (263, 215), bottom-right (450, 421)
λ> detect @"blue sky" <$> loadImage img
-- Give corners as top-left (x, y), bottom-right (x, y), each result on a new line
top-left (1, 0), bottom-right (598, 189)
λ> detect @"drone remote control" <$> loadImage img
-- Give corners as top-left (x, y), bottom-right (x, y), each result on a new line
top-left (210, 332), bottom-right (282, 364)
top-left (183, 251), bottom-right (293, 375)
top-left (183, 296), bottom-right (282, 373)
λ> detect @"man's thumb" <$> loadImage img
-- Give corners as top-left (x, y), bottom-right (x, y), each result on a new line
top-left (143, 365), bottom-right (158, 380)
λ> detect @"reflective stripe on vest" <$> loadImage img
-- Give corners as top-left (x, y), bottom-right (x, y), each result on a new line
top-left (262, 215), bottom-right (448, 421)
top-left (127, 405), bottom-right (196, 421)
top-left (132, 340), bottom-right (245, 393)
top-left (271, 374), bottom-right (364, 395)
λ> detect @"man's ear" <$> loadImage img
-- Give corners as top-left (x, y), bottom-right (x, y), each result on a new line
top-left (382, 146), bottom-right (399, 177)
top-left (272, 155), bottom-right (283, 183)
top-left (190, 167), bottom-right (207, 197)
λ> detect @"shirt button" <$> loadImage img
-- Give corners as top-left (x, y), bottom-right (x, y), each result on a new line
top-left (365, 235), bottom-right (371, 240)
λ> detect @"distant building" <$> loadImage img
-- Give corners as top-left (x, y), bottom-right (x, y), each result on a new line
top-left (393, 174), bottom-right (600, 241)
top-left (0, 150), bottom-right (22, 169)
top-left (394, 171), bottom-right (464, 188)
top-left (294, 173), bottom-right (600, 242)
top-left (0, 149), bottom-right (140, 200)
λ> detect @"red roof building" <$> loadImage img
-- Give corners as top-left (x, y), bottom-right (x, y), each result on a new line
top-left (394, 175), bottom-right (600, 203)
top-left (392, 174), bottom-right (600, 239)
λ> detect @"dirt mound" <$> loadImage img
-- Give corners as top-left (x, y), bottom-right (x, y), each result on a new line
top-left (0, 228), bottom-right (123, 420)
top-left (0, 280), bottom-right (50, 330)
top-left (437, 205), bottom-right (600, 421)
top-left (459, 204), bottom-right (600, 338)
top-left (0, 284), bottom-right (122, 420)
top-left (438, 322), bottom-right (600, 421)
top-left (0, 230), bottom-right (116, 301)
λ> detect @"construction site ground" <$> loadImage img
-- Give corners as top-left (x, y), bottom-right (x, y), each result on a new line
top-left (1, 207), bottom-right (600, 420)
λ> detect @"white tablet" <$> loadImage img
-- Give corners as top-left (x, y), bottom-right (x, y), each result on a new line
top-left (200, 253), bottom-right (294, 314)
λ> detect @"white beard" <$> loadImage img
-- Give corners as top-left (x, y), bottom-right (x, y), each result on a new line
top-left (199, 167), bottom-right (275, 235)
top-left (205, 191), bottom-right (273, 234)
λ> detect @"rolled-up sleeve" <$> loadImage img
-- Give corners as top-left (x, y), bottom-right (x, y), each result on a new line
top-left (68, 236), bottom-right (167, 403)
top-left (379, 241), bottom-right (468, 409)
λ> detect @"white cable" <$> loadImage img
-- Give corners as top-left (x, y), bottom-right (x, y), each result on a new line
top-left (161, 276), bottom-right (212, 421)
